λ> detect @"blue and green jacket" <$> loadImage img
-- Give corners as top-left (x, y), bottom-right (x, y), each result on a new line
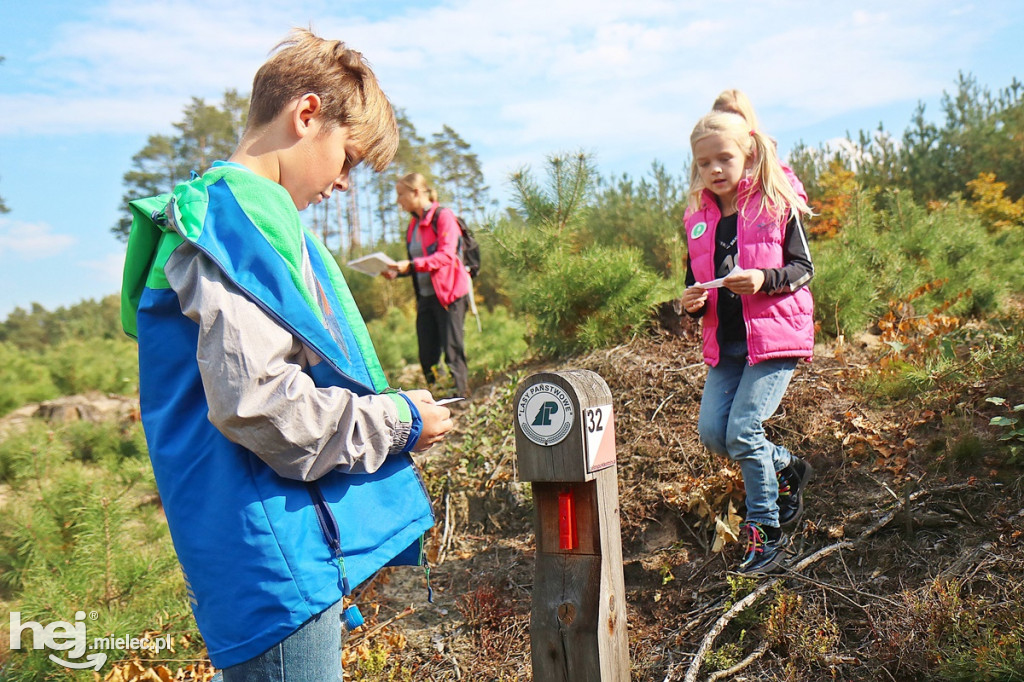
top-left (121, 163), bottom-right (434, 667)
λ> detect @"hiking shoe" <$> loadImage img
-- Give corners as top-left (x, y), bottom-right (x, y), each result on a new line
top-left (737, 522), bottom-right (790, 575)
top-left (777, 455), bottom-right (814, 528)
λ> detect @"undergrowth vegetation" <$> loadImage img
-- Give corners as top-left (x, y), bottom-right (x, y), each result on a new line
top-left (810, 189), bottom-right (1022, 339)
top-left (0, 420), bottom-right (207, 681)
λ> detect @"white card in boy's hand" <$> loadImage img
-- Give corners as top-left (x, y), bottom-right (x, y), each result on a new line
top-left (697, 264), bottom-right (743, 289)
top-left (435, 397), bottom-right (465, 405)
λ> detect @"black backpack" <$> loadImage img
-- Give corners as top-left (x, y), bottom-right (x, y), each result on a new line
top-left (431, 207), bottom-right (481, 278)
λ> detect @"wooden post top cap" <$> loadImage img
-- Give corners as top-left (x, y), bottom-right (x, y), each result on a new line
top-left (514, 370), bottom-right (616, 482)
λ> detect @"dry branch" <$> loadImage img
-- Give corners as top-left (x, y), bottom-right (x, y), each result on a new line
top-left (675, 483), bottom-right (982, 682)
top-left (346, 605), bottom-right (414, 648)
top-left (704, 641), bottom-right (770, 682)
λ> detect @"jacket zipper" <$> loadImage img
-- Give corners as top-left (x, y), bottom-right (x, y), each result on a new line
top-left (308, 481), bottom-right (351, 596)
top-left (735, 206), bottom-right (754, 363)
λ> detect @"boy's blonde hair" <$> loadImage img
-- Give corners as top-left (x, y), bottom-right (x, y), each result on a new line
top-left (248, 28), bottom-right (398, 172)
top-left (687, 111), bottom-right (810, 218)
top-left (711, 89), bottom-right (761, 133)
top-left (397, 172), bottom-right (438, 203)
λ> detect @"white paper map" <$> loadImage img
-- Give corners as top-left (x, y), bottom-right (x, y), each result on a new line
top-left (696, 264), bottom-right (743, 289)
top-left (346, 252), bottom-right (396, 276)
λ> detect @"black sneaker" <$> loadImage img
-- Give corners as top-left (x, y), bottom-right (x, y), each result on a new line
top-left (777, 456), bottom-right (814, 527)
top-left (737, 522), bottom-right (790, 574)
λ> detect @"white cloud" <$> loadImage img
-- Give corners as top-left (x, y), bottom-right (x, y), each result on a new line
top-left (0, 0), bottom-right (1019, 181)
top-left (82, 251), bottom-right (128, 290)
top-left (0, 218), bottom-right (77, 259)
top-left (0, 93), bottom-right (189, 136)
top-left (352, 1), bottom-right (1004, 183)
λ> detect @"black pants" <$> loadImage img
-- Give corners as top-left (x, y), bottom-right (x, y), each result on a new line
top-left (415, 294), bottom-right (469, 397)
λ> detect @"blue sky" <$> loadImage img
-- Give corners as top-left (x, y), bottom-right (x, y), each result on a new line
top-left (1, 0), bottom-right (1022, 318)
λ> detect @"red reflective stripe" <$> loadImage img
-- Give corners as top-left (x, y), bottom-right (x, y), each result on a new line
top-left (558, 490), bottom-right (578, 550)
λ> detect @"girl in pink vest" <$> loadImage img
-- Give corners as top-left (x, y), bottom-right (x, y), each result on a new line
top-left (680, 111), bottom-right (816, 574)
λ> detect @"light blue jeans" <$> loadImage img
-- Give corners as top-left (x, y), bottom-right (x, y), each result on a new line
top-left (219, 599), bottom-right (344, 682)
top-left (698, 341), bottom-right (797, 528)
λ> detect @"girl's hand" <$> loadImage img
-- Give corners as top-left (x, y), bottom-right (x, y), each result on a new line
top-left (723, 268), bottom-right (765, 295)
top-left (681, 285), bottom-right (708, 314)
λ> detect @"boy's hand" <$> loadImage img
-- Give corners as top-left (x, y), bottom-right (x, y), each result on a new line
top-left (681, 285), bottom-right (708, 314)
top-left (723, 268), bottom-right (765, 295)
top-left (404, 389), bottom-right (454, 452)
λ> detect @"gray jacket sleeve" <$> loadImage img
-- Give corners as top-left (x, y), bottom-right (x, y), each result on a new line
top-left (164, 242), bottom-right (414, 481)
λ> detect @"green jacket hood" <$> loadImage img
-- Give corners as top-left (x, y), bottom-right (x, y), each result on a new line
top-left (121, 194), bottom-right (172, 340)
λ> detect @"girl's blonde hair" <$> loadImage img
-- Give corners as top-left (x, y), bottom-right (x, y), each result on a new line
top-left (711, 89), bottom-right (761, 132)
top-left (397, 173), bottom-right (438, 203)
top-left (687, 111), bottom-right (811, 219)
top-left (247, 28), bottom-right (398, 172)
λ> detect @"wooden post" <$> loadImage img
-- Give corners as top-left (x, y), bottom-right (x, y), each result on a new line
top-left (514, 370), bottom-right (629, 681)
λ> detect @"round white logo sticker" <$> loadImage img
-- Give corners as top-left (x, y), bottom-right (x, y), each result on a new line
top-left (517, 382), bottom-right (575, 447)
top-left (690, 221), bottom-right (707, 239)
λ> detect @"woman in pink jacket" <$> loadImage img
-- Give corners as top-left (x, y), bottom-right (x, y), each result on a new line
top-left (386, 173), bottom-right (471, 399)
top-left (681, 111), bottom-right (816, 575)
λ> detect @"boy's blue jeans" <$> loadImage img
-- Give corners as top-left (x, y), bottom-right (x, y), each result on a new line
top-left (698, 342), bottom-right (797, 528)
top-left (220, 599), bottom-right (344, 682)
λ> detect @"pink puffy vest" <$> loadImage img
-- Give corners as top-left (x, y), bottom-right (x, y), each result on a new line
top-left (685, 181), bottom-right (814, 366)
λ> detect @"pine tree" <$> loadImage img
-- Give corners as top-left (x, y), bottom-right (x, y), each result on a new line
top-left (112, 91), bottom-right (249, 241)
top-left (431, 125), bottom-right (490, 223)
top-left (498, 151), bottom-right (661, 355)
top-left (787, 75), bottom-right (1024, 207)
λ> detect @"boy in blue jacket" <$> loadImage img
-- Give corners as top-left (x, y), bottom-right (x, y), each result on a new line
top-left (121, 29), bottom-right (451, 681)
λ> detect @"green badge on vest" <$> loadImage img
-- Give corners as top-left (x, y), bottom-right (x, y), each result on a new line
top-left (690, 222), bottom-right (707, 239)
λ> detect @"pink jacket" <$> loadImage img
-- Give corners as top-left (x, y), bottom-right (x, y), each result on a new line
top-left (406, 203), bottom-right (471, 307)
top-left (686, 180), bottom-right (814, 366)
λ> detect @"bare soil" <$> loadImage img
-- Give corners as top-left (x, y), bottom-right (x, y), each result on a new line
top-left (359, 325), bottom-right (1024, 681)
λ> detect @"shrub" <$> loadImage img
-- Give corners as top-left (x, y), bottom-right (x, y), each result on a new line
top-left (811, 190), bottom-right (1020, 339)
top-left (873, 579), bottom-right (1024, 681)
top-left (496, 151), bottom-right (665, 356)
top-left (0, 342), bottom-right (58, 416)
top-left (366, 303), bottom-right (528, 389)
top-left (464, 305), bottom-right (528, 381)
top-left (513, 244), bottom-right (662, 356)
top-left (366, 304), bottom-right (419, 379)
top-left (42, 337), bottom-right (139, 396)
top-left (587, 163), bottom-right (689, 278)
top-left (0, 418), bottom-right (202, 681)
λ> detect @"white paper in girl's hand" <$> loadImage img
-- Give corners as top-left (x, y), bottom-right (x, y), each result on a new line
top-left (696, 264), bottom-right (743, 289)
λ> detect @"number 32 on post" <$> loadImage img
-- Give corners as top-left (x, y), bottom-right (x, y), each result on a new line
top-left (583, 403), bottom-right (616, 473)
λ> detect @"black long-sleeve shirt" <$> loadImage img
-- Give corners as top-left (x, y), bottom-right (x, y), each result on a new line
top-left (684, 213), bottom-right (814, 344)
